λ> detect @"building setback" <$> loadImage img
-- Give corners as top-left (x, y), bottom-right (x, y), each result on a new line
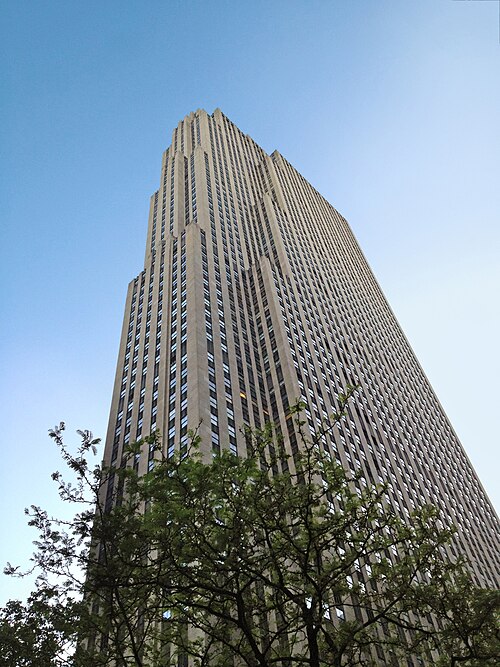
top-left (103, 109), bottom-right (499, 596)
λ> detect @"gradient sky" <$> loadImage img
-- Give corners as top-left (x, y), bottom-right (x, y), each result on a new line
top-left (1, 0), bottom-right (499, 604)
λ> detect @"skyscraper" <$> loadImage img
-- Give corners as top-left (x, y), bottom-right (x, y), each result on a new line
top-left (103, 108), bottom-right (499, 591)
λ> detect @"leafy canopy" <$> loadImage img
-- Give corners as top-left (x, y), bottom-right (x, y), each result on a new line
top-left (2, 393), bottom-right (499, 666)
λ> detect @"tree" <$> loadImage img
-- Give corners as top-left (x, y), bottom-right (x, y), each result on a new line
top-left (3, 391), bottom-right (499, 666)
top-left (416, 570), bottom-right (500, 667)
top-left (0, 589), bottom-right (79, 666)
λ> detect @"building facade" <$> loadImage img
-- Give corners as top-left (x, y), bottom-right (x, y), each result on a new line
top-left (103, 109), bottom-right (499, 596)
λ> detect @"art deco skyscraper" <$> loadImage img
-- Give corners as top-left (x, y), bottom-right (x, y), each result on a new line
top-left (103, 109), bottom-right (499, 588)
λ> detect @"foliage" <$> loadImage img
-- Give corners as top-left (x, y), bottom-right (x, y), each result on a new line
top-left (0, 589), bottom-right (79, 666)
top-left (2, 391), bottom-right (499, 666)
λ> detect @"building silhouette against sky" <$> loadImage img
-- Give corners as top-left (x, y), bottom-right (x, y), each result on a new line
top-left (103, 109), bottom-right (499, 590)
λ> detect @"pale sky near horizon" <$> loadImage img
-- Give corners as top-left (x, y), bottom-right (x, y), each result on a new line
top-left (1, 0), bottom-right (499, 604)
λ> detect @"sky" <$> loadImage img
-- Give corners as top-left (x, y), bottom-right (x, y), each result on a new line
top-left (1, 0), bottom-right (499, 604)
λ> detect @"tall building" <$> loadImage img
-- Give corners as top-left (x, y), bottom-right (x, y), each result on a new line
top-left (103, 109), bottom-right (499, 593)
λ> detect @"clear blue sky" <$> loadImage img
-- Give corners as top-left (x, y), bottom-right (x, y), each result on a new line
top-left (1, 0), bottom-right (499, 603)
